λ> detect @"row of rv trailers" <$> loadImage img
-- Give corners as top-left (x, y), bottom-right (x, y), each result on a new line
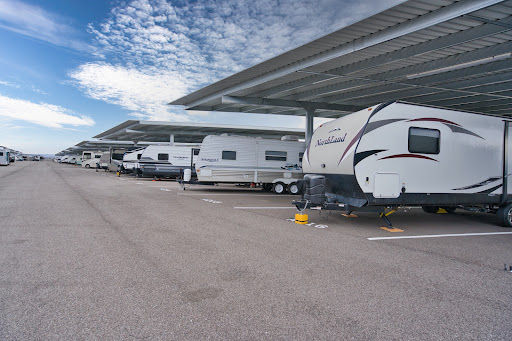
top-left (0, 147), bottom-right (34, 165)
top-left (59, 102), bottom-right (512, 227)
top-left (58, 134), bottom-right (305, 194)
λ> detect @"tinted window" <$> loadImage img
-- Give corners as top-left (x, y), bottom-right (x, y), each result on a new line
top-left (83, 153), bottom-right (92, 160)
top-left (193, 149), bottom-right (200, 155)
top-left (94, 155), bottom-right (101, 158)
top-left (112, 153), bottom-right (124, 161)
top-left (222, 151), bottom-right (236, 160)
top-left (0, 152), bottom-right (3, 156)
top-left (158, 153), bottom-right (169, 161)
top-left (299, 152), bottom-right (304, 163)
top-left (265, 150), bottom-right (287, 161)
top-left (137, 154), bottom-right (142, 160)
top-left (408, 127), bottom-right (440, 154)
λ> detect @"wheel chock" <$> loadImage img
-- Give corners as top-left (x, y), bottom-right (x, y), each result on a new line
top-left (295, 213), bottom-right (308, 224)
top-left (380, 226), bottom-right (404, 232)
top-left (436, 208), bottom-right (448, 214)
top-left (341, 213), bottom-right (358, 218)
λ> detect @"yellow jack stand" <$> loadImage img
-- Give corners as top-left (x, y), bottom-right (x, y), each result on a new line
top-left (436, 208), bottom-right (448, 214)
top-left (295, 213), bottom-right (308, 224)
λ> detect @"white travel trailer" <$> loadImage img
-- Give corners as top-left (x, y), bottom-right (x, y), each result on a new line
top-left (294, 101), bottom-right (512, 227)
top-left (139, 144), bottom-right (201, 178)
top-left (122, 147), bottom-right (146, 174)
top-left (81, 151), bottom-right (102, 168)
top-left (60, 155), bottom-right (71, 163)
top-left (67, 156), bottom-right (78, 164)
top-left (195, 135), bottom-right (305, 194)
top-left (0, 147), bottom-right (10, 166)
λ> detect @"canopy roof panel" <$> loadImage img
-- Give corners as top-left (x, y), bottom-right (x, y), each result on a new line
top-left (93, 120), bottom-right (305, 142)
top-left (171, 0), bottom-right (512, 118)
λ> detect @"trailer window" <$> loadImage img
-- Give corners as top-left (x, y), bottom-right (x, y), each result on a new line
top-left (299, 152), bottom-right (304, 163)
top-left (137, 154), bottom-right (142, 160)
top-left (158, 153), bottom-right (169, 161)
top-left (94, 155), bottom-right (101, 158)
top-left (408, 127), bottom-right (440, 154)
top-left (193, 149), bottom-right (200, 156)
top-left (265, 151), bottom-right (287, 161)
top-left (0, 152), bottom-right (3, 156)
top-left (222, 151), bottom-right (236, 160)
top-left (83, 152), bottom-right (92, 160)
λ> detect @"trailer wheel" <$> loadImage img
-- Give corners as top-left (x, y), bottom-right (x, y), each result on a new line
top-left (287, 182), bottom-right (300, 195)
top-left (273, 182), bottom-right (285, 194)
top-left (85, 164), bottom-right (90, 168)
top-left (497, 203), bottom-right (512, 227)
top-left (422, 206), bottom-right (439, 214)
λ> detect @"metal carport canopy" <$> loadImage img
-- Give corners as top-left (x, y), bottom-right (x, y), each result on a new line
top-left (170, 0), bottom-right (512, 144)
top-left (57, 140), bottom-right (158, 155)
top-left (93, 120), bottom-right (305, 143)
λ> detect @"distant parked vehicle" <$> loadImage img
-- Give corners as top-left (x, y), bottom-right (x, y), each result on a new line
top-left (139, 144), bottom-right (201, 179)
top-left (194, 135), bottom-right (305, 194)
top-left (81, 151), bottom-right (102, 168)
top-left (16, 155), bottom-right (24, 161)
top-left (0, 147), bottom-right (10, 166)
top-left (33, 155), bottom-right (40, 161)
top-left (122, 147), bottom-right (145, 174)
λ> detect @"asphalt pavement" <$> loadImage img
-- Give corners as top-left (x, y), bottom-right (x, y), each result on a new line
top-left (1, 161), bottom-right (511, 340)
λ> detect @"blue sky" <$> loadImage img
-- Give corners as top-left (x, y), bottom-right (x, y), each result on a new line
top-left (0, 0), bottom-right (401, 154)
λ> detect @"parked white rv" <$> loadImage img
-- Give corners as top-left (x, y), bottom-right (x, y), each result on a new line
top-left (0, 147), bottom-right (10, 166)
top-left (195, 135), bottom-right (305, 194)
top-left (122, 147), bottom-right (145, 174)
top-left (60, 155), bottom-right (71, 163)
top-left (81, 151), bottom-right (102, 168)
top-left (67, 156), bottom-right (78, 164)
top-left (139, 144), bottom-right (201, 178)
top-left (295, 101), bottom-right (512, 226)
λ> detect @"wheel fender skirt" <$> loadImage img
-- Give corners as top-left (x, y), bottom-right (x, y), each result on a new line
top-left (325, 192), bottom-right (367, 207)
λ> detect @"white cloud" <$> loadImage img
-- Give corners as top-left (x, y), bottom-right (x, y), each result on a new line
top-left (0, 0), bottom-right (90, 51)
top-left (0, 94), bottom-right (94, 128)
top-left (69, 63), bottom-right (189, 121)
top-left (71, 0), bottom-right (401, 123)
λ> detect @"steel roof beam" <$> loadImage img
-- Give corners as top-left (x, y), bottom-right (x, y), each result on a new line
top-left (221, 95), bottom-right (360, 112)
top-left (174, 0), bottom-right (503, 108)
top-left (319, 70), bottom-right (512, 106)
top-left (290, 46), bottom-right (512, 101)
top-left (250, 16), bottom-right (512, 100)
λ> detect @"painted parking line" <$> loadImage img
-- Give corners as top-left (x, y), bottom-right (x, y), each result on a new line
top-left (368, 232), bottom-right (512, 241)
top-left (234, 206), bottom-right (295, 209)
top-left (178, 193), bottom-right (297, 197)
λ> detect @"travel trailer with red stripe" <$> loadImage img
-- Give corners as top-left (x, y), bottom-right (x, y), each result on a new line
top-left (294, 102), bottom-right (512, 227)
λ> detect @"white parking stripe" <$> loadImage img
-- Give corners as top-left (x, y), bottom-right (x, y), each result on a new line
top-left (368, 232), bottom-right (512, 241)
top-left (178, 193), bottom-right (297, 196)
top-left (234, 206), bottom-right (295, 209)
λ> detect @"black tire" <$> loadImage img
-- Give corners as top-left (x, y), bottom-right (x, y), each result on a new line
top-left (287, 182), bottom-right (300, 195)
top-left (422, 206), bottom-right (439, 214)
top-left (85, 164), bottom-right (90, 168)
top-left (273, 182), bottom-right (286, 194)
top-left (497, 203), bottom-right (512, 227)
top-left (262, 183), bottom-right (273, 192)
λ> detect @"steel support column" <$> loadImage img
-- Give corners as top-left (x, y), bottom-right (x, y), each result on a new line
top-left (305, 108), bottom-right (315, 146)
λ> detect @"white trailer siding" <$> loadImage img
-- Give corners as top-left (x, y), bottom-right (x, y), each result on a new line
top-left (196, 135), bottom-right (304, 184)
top-left (355, 103), bottom-right (504, 196)
top-left (302, 102), bottom-right (509, 207)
